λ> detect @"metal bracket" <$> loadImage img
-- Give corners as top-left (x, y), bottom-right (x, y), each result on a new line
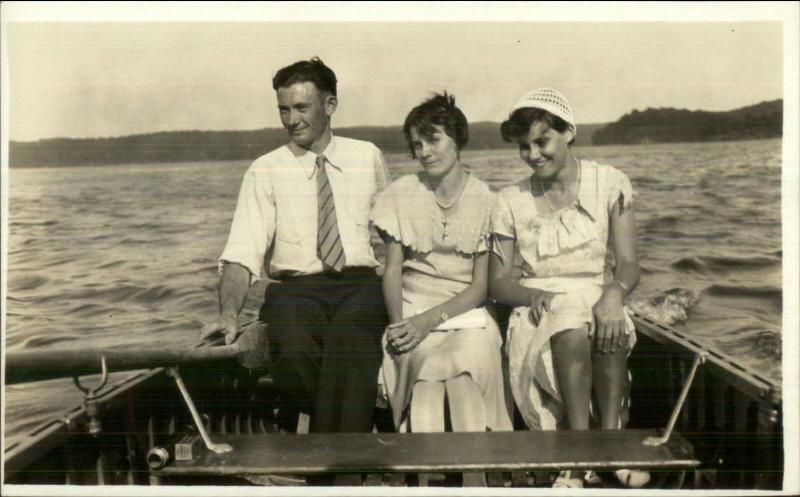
top-left (167, 367), bottom-right (233, 454)
top-left (73, 355), bottom-right (109, 436)
top-left (644, 351), bottom-right (708, 446)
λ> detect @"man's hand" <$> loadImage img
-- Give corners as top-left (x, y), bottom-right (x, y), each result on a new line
top-left (200, 315), bottom-right (240, 345)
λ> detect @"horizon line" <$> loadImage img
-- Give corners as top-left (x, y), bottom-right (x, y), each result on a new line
top-left (10, 98), bottom-right (782, 144)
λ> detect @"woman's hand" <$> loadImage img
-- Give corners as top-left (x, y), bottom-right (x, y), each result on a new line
top-left (385, 315), bottom-right (433, 355)
top-left (529, 290), bottom-right (560, 326)
top-left (591, 285), bottom-right (628, 354)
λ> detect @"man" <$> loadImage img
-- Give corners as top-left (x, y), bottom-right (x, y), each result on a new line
top-left (202, 58), bottom-right (389, 444)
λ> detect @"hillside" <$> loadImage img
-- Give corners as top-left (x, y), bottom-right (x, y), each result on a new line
top-left (8, 120), bottom-right (605, 168)
top-left (592, 100), bottom-right (782, 145)
top-left (8, 99), bottom-right (780, 167)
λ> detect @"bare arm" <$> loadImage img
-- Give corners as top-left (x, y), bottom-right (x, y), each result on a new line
top-left (200, 262), bottom-right (251, 344)
top-left (593, 201), bottom-right (640, 353)
top-left (219, 262), bottom-right (252, 321)
top-left (488, 237), bottom-right (536, 307)
top-left (488, 236), bottom-right (558, 325)
top-left (382, 240), bottom-right (404, 324)
top-left (202, 166), bottom-right (274, 344)
top-left (608, 202), bottom-right (640, 295)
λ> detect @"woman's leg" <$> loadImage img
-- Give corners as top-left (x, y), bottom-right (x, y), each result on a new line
top-left (409, 381), bottom-right (445, 486)
top-left (550, 326), bottom-right (593, 430)
top-left (445, 374), bottom-right (487, 487)
top-left (550, 326), bottom-right (592, 486)
top-left (409, 380), bottom-right (446, 432)
top-left (592, 346), bottom-right (628, 429)
top-left (445, 374), bottom-right (486, 432)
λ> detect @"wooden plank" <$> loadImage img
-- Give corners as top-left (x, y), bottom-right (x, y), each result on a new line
top-left (157, 429), bottom-right (698, 476)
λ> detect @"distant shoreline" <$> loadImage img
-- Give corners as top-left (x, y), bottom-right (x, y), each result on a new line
top-left (7, 137), bottom-right (782, 170)
top-left (8, 99), bottom-right (782, 168)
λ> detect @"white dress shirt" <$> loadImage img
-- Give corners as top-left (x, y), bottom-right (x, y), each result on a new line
top-left (219, 135), bottom-right (390, 280)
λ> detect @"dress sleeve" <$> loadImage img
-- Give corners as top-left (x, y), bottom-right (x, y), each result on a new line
top-left (490, 191), bottom-right (516, 239)
top-left (218, 167), bottom-right (276, 282)
top-left (369, 186), bottom-right (401, 243)
top-left (473, 193), bottom-right (497, 254)
top-left (607, 168), bottom-right (637, 214)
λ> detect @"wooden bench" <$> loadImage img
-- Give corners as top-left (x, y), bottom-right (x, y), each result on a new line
top-left (156, 429), bottom-right (698, 476)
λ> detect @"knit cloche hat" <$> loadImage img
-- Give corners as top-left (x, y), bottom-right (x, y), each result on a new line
top-left (510, 87), bottom-right (576, 138)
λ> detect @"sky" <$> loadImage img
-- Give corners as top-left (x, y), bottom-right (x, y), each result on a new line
top-left (0, 3), bottom-right (791, 142)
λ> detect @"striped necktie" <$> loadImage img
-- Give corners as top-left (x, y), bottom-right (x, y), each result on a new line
top-left (315, 154), bottom-right (346, 272)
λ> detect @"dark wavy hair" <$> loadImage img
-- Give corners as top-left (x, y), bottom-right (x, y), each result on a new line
top-left (272, 57), bottom-right (337, 96)
top-left (500, 108), bottom-right (574, 145)
top-left (402, 92), bottom-right (469, 157)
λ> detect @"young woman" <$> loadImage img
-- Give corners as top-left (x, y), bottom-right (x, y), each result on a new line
top-left (371, 93), bottom-right (512, 487)
top-left (488, 88), bottom-right (648, 488)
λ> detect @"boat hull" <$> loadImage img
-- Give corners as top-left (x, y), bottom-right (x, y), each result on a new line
top-left (3, 315), bottom-right (783, 488)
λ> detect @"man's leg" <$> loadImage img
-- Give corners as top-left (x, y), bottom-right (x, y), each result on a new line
top-left (313, 275), bottom-right (387, 434)
top-left (260, 280), bottom-right (326, 421)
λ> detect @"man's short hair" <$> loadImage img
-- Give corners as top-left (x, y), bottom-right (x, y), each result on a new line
top-left (272, 57), bottom-right (338, 96)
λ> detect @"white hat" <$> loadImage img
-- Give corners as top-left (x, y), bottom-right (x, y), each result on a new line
top-left (510, 87), bottom-right (576, 137)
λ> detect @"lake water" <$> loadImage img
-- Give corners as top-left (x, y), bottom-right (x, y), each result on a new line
top-left (4, 139), bottom-right (783, 445)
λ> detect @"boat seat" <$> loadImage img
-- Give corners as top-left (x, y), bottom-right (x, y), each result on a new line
top-left (155, 429), bottom-right (698, 476)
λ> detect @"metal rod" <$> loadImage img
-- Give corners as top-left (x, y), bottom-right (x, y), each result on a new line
top-left (644, 351), bottom-right (708, 446)
top-left (96, 452), bottom-right (106, 485)
top-left (168, 367), bottom-right (232, 455)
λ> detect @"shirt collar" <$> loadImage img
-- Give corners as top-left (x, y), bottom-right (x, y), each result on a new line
top-left (522, 159), bottom-right (598, 220)
top-left (296, 134), bottom-right (341, 179)
top-left (576, 159), bottom-right (598, 220)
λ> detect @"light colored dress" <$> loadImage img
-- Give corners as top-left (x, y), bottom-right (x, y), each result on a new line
top-left (370, 171), bottom-right (513, 432)
top-left (490, 159), bottom-right (637, 431)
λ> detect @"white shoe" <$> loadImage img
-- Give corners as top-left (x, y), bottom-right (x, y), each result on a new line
top-left (552, 470), bottom-right (584, 489)
top-left (615, 469), bottom-right (651, 488)
top-left (584, 470), bottom-right (601, 485)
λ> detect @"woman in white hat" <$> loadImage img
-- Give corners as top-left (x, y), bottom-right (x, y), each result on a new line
top-left (488, 88), bottom-right (647, 488)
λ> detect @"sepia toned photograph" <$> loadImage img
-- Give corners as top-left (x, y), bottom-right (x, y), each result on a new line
top-left (2, 2), bottom-right (798, 495)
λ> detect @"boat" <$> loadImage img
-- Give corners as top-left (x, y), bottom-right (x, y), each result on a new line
top-left (2, 313), bottom-right (783, 489)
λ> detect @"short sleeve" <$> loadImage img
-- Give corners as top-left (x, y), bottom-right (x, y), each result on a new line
top-left (607, 168), bottom-right (637, 214)
top-left (490, 192), bottom-right (516, 239)
top-left (218, 167), bottom-right (276, 282)
top-left (369, 187), bottom-right (401, 243)
top-left (372, 145), bottom-right (391, 202)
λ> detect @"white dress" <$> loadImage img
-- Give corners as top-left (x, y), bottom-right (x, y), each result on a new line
top-left (490, 159), bottom-right (638, 431)
top-left (370, 171), bottom-right (513, 432)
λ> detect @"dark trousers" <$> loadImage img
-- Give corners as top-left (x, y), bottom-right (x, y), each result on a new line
top-left (260, 270), bottom-right (387, 434)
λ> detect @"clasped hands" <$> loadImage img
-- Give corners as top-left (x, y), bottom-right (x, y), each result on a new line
top-left (385, 314), bottom-right (434, 355)
top-left (529, 286), bottom-right (628, 354)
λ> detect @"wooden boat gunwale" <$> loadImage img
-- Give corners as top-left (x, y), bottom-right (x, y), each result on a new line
top-left (632, 313), bottom-right (781, 406)
top-left (1, 314), bottom-right (785, 488)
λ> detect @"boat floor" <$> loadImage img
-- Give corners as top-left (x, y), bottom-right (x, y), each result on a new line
top-left (157, 429), bottom-right (697, 478)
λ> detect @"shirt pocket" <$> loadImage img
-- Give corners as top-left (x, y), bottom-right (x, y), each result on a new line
top-left (273, 229), bottom-right (317, 265)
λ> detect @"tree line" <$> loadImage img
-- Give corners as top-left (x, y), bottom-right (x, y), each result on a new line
top-left (592, 100), bottom-right (782, 145)
top-left (9, 100), bottom-right (781, 167)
